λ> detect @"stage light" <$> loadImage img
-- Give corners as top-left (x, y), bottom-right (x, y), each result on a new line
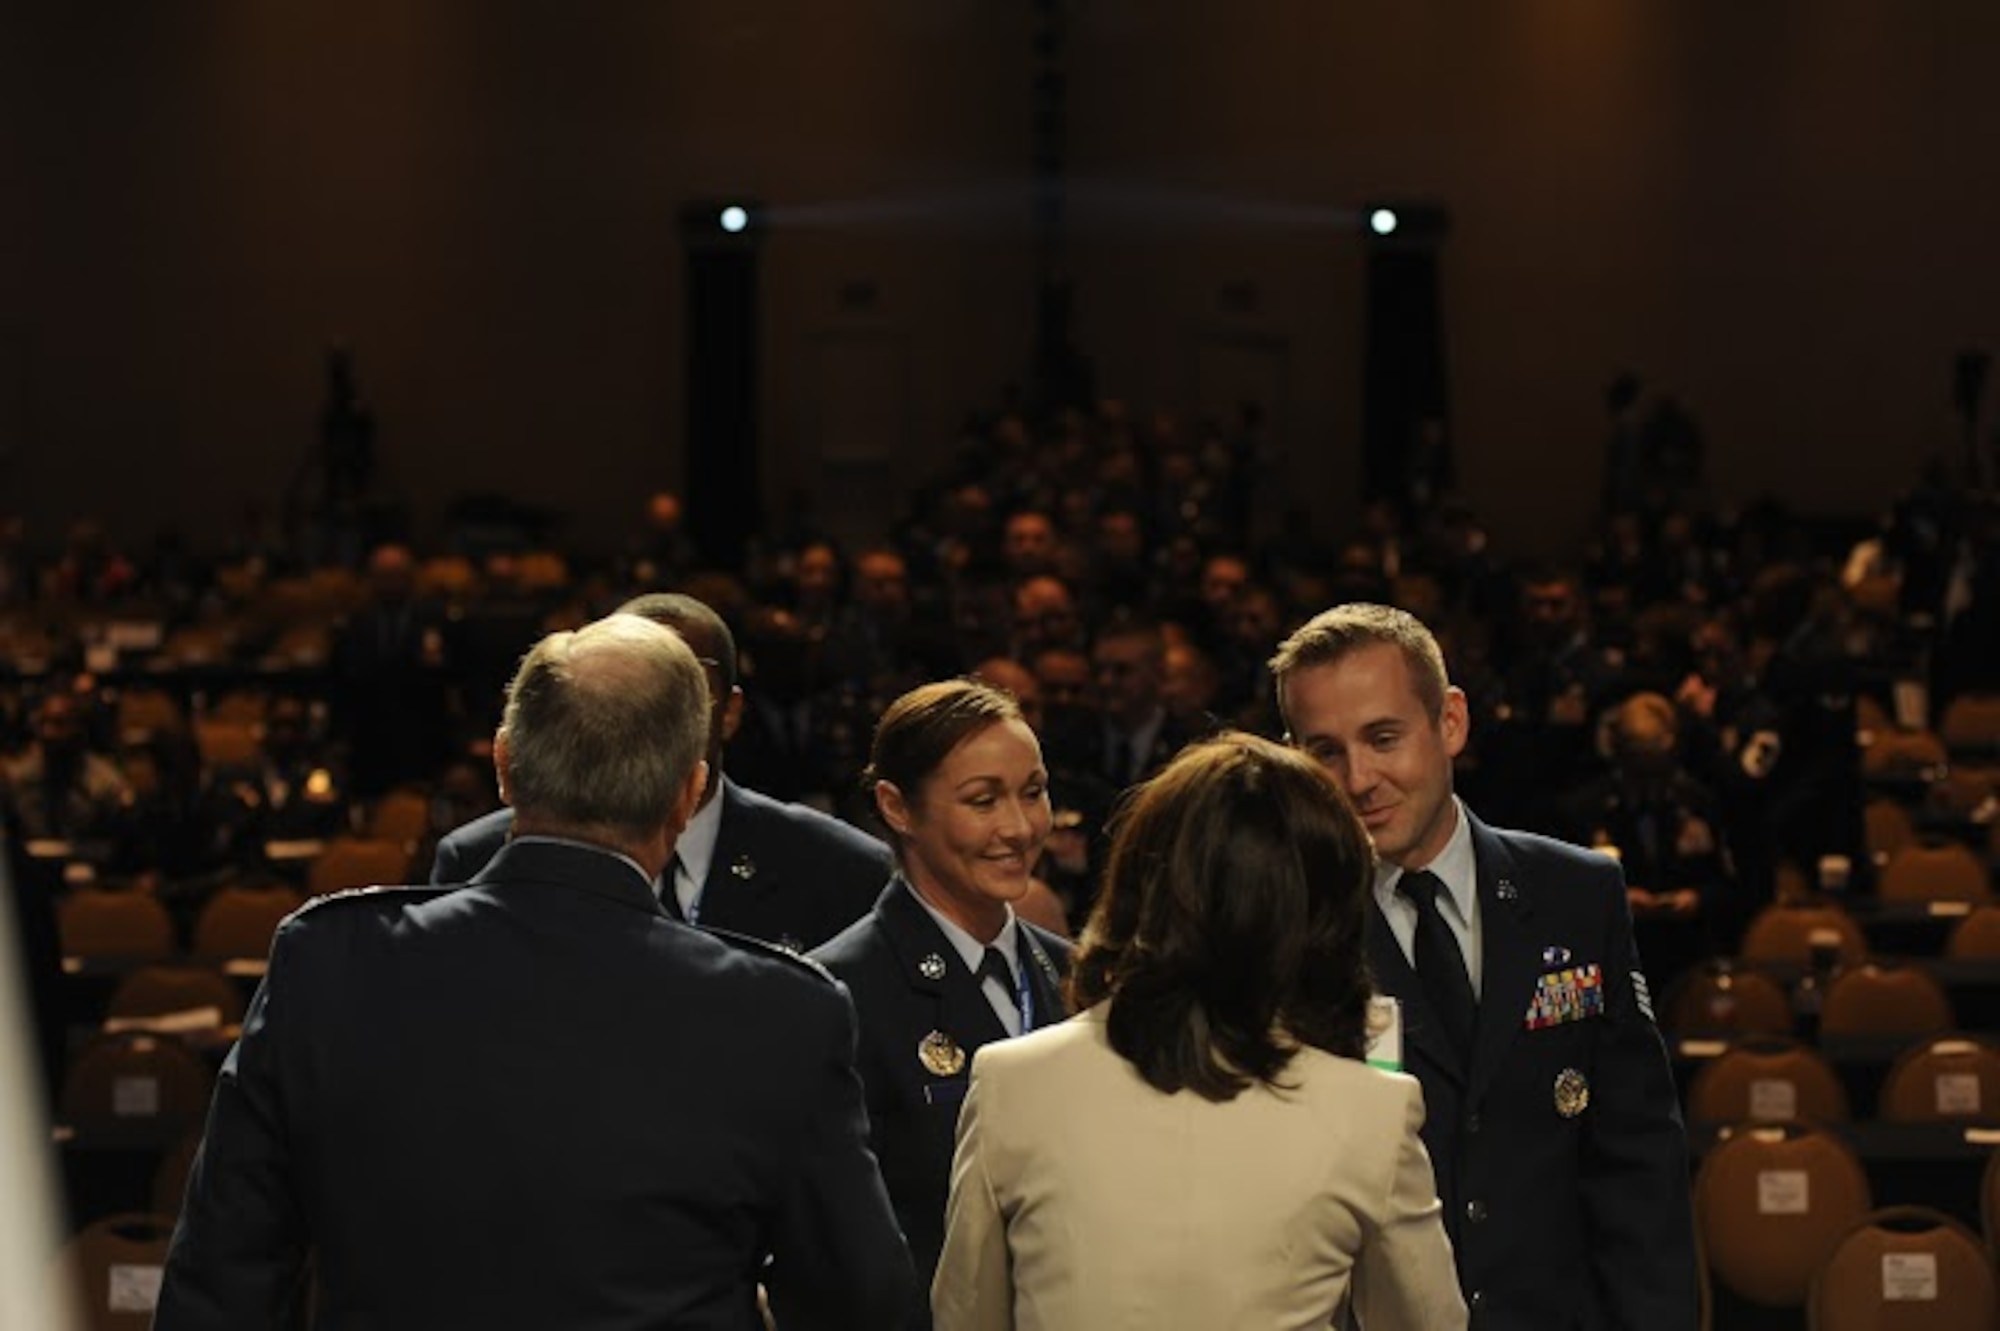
top-left (719, 205), bottom-right (749, 234)
top-left (1369, 208), bottom-right (1399, 237)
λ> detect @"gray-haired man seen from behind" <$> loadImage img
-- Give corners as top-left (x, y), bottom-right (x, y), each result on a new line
top-left (156, 614), bottom-right (914, 1330)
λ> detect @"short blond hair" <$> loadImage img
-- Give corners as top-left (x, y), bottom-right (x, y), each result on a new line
top-left (1268, 602), bottom-right (1449, 719)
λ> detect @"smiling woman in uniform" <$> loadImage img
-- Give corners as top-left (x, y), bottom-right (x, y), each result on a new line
top-left (811, 679), bottom-right (1071, 1328)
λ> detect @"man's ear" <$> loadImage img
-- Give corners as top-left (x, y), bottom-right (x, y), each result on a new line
top-left (492, 731), bottom-right (513, 806)
top-left (721, 687), bottom-right (745, 744)
top-left (875, 779), bottom-right (913, 838)
top-left (1439, 686), bottom-right (1471, 760)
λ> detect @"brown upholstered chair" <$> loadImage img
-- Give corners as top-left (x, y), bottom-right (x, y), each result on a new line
top-left (1941, 693), bottom-right (2000, 758)
top-left (58, 1033), bottom-right (213, 1143)
top-left (1687, 1038), bottom-right (1850, 1127)
top-left (1984, 1147), bottom-right (2000, 1269)
top-left (305, 835), bottom-right (413, 898)
top-left (1861, 729), bottom-right (1948, 784)
top-left (1696, 1119), bottom-right (1864, 1303)
top-left (59, 1213), bottom-right (179, 1331)
top-left (192, 718), bottom-right (262, 768)
top-left (1877, 1034), bottom-right (2000, 1124)
top-left (364, 787), bottom-right (433, 846)
top-left (1862, 798), bottom-right (1917, 864)
top-left (1807, 1206), bottom-right (1996, 1331)
top-left (1877, 839), bottom-right (1993, 907)
top-left (1740, 905), bottom-right (1868, 969)
top-left (104, 965), bottom-right (246, 1031)
top-left (1695, 1122), bottom-right (1873, 1311)
top-left (1666, 963), bottom-right (1794, 1040)
top-left (1819, 963), bottom-right (1955, 1040)
top-left (1946, 905), bottom-right (2000, 960)
top-left (190, 883), bottom-right (303, 963)
top-left (56, 889), bottom-right (176, 965)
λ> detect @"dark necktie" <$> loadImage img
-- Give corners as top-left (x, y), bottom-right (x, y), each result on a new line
top-left (979, 946), bottom-right (1019, 1032)
top-left (1396, 869), bottom-right (1476, 1063)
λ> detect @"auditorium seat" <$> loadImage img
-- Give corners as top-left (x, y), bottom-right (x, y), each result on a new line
top-left (104, 965), bottom-right (245, 1033)
top-left (59, 1033), bottom-right (213, 1146)
top-left (1877, 840), bottom-right (1993, 907)
top-left (1807, 1206), bottom-right (1995, 1331)
top-left (1740, 905), bottom-right (1869, 969)
top-left (1667, 963), bottom-right (1794, 1040)
top-left (1863, 798), bottom-right (1918, 865)
top-left (57, 889), bottom-right (176, 966)
top-left (1696, 1121), bottom-right (1872, 1313)
top-left (1687, 1039), bottom-right (1850, 1127)
top-left (1946, 906), bottom-right (2000, 960)
top-left (1941, 693), bottom-right (2000, 761)
top-left (305, 836), bottom-right (413, 898)
top-left (58, 1212), bottom-right (179, 1331)
top-left (1820, 964), bottom-right (1955, 1040)
top-left (1878, 1035), bottom-right (2000, 1124)
top-left (190, 883), bottom-right (303, 965)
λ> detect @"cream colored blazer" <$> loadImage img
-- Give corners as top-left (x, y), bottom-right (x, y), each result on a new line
top-left (932, 1006), bottom-right (1466, 1331)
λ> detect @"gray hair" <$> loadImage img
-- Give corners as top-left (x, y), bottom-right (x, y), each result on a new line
top-left (499, 614), bottom-right (710, 838)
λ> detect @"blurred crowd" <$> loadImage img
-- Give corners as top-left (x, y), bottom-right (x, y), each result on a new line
top-left (6, 395), bottom-right (2000, 1001)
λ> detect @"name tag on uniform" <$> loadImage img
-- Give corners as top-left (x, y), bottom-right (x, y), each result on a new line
top-left (1365, 995), bottom-right (1404, 1072)
top-left (1524, 963), bottom-right (1604, 1030)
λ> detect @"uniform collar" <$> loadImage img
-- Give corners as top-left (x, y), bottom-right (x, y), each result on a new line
top-left (903, 877), bottom-right (1019, 976)
top-left (1374, 795), bottom-right (1478, 929)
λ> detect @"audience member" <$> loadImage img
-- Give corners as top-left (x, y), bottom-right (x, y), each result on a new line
top-left (0, 688), bottom-right (135, 856)
top-left (332, 542), bottom-right (454, 797)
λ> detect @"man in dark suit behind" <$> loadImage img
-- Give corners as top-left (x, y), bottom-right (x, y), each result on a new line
top-left (1271, 603), bottom-right (1697, 1331)
top-left (431, 592), bottom-right (892, 953)
top-left (156, 614), bottom-right (914, 1330)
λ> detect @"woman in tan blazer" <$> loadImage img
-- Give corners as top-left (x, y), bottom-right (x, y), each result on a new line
top-left (933, 733), bottom-right (1466, 1331)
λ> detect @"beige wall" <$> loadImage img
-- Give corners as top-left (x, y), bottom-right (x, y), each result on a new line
top-left (7, 3), bottom-right (1998, 560)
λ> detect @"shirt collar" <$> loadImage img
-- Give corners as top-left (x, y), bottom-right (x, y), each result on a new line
top-left (1374, 795), bottom-right (1478, 928)
top-left (506, 834), bottom-right (658, 895)
top-left (903, 878), bottom-right (1019, 977)
top-left (674, 787), bottom-right (725, 888)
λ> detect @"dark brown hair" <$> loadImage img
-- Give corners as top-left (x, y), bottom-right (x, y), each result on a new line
top-left (1068, 732), bottom-right (1376, 1101)
top-left (866, 679), bottom-right (1026, 832)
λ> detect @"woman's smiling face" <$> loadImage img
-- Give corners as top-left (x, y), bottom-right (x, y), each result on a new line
top-left (881, 717), bottom-right (1052, 939)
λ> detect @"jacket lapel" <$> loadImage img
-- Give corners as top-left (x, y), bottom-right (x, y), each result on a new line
top-left (697, 782), bottom-right (780, 934)
top-left (1366, 900), bottom-right (1464, 1088)
top-left (877, 880), bottom-right (1008, 1048)
top-left (1467, 815), bottom-right (1540, 1105)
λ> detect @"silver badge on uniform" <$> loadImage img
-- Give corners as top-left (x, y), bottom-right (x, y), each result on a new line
top-left (918, 953), bottom-right (947, 981)
top-left (729, 854), bottom-right (756, 880)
